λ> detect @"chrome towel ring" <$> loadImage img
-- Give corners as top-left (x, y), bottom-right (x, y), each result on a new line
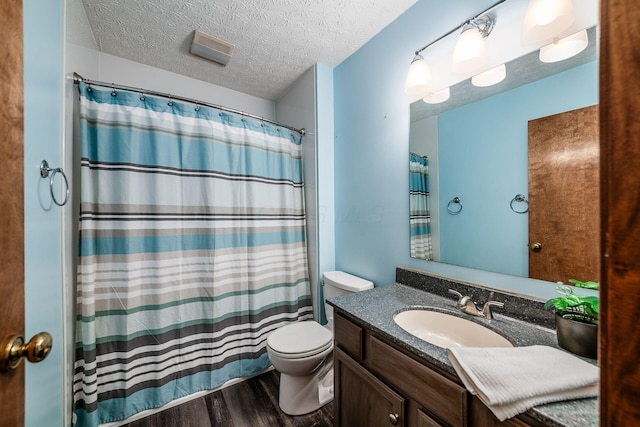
top-left (510, 194), bottom-right (528, 214)
top-left (40, 160), bottom-right (69, 207)
top-left (447, 197), bottom-right (463, 215)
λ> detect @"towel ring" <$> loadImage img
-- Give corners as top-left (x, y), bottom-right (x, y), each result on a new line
top-left (40, 160), bottom-right (69, 207)
top-left (510, 194), bottom-right (528, 214)
top-left (447, 197), bottom-right (463, 215)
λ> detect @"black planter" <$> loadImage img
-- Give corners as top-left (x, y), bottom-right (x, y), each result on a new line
top-left (555, 313), bottom-right (598, 359)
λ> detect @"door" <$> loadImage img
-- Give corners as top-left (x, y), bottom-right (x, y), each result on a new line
top-left (0, 1), bottom-right (25, 425)
top-left (528, 105), bottom-right (600, 283)
top-left (334, 347), bottom-right (405, 427)
top-left (600, 0), bottom-right (640, 424)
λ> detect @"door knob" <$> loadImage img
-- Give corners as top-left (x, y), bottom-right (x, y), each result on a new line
top-left (531, 242), bottom-right (542, 252)
top-left (0, 332), bottom-right (52, 372)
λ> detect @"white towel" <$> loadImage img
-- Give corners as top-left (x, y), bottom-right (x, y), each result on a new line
top-left (447, 345), bottom-right (599, 421)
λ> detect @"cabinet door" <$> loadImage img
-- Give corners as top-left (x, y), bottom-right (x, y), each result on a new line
top-left (469, 396), bottom-right (537, 427)
top-left (334, 347), bottom-right (405, 427)
top-left (418, 408), bottom-right (445, 427)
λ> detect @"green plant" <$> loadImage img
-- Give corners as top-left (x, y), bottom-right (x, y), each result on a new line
top-left (544, 284), bottom-right (599, 325)
top-left (567, 279), bottom-right (600, 290)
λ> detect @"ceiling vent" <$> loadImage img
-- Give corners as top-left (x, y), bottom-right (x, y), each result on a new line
top-left (190, 30), bottom-right (235, 66)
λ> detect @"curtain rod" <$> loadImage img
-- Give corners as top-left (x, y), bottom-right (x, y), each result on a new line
top-left (72, 72), bottom-right (306, 136)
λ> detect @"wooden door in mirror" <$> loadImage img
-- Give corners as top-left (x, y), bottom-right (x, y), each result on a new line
top-left (528, 105), bottom-right (600, 283)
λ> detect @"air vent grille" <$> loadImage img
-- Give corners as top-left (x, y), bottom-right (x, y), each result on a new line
top-left (190, 30), bottom-right (235, 66)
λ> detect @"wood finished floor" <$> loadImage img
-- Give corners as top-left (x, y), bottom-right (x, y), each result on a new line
top-left (123, 370), bottom-right (334, 427)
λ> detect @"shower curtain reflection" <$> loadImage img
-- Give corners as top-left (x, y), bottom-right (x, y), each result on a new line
top-left (410, 153), bottom-right (433, 260)
top-left (72, 83), bottom-right (312, 426)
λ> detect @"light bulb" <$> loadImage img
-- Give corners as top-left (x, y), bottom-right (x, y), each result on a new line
top-left (452, 27), bottom-right (488, 74)
top-left (522, 0), bottom-right (574, 43)
top-left (404, 55), bottom-right (432, 96)
top-left (472, 63), bottom-right (506, 87)
top-left (423, 88), bottom-right (450, 104)
top-left (539, 29), bottom-right (588, 63)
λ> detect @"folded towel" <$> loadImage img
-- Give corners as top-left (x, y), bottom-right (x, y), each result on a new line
top-left (447, 345), bottom-right (599, 421)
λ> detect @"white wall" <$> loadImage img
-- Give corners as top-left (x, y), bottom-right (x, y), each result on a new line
top-left (315, 64), bottom-right (336, 321)
top-left (274, 63), bottom-right (336, 324)
top-left (275, 66), bottom-right (320, 320)
top-left (97, 53), bottom-right (275, 120)
top-left (409, 115), bottom-right (440, 261)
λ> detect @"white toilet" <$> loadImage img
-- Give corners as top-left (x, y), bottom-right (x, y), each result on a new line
top-left (266, 271), bottom-right (373, 416)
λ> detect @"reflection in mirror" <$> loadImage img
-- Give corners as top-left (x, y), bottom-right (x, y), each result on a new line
top-left (409, 153), bottom-right (432, 260)
top-left (409, 24), bottom-right (599, 285)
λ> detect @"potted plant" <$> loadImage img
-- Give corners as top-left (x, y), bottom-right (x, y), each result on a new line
top-left (544, 281), bottom-right (599, 359)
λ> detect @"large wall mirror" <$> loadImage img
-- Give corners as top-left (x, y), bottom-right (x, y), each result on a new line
top-left (409, 0), bottom-right (599, 285)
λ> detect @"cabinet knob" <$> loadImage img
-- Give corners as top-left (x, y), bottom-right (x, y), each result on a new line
top-left (531, 242), bottom-right (542, 252)
top-left (389, 413), bottom-right (399, 425)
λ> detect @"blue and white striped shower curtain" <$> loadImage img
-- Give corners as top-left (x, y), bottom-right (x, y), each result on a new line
top-left (410, 153), bottom-right (433, 260)
top-left (73, 83), bottom-right (312, 426)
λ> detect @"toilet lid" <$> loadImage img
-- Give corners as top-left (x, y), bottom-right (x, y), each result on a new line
top-left (267, 321), bottom-right (332, 356)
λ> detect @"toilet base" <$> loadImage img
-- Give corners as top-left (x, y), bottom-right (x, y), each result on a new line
top-left (278, 360), bottom-right (334, 416)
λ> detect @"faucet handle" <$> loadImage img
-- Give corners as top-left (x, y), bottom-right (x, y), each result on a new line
top-left (448, 289), bottom-right (470, 309)
top-left (480, 301), bottom-right (504, 320)
top-left (448, 289), bottom-right (463, 300)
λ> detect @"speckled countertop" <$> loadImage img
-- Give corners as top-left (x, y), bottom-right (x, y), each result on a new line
top-left (328, 283), bottom-right (598, 427)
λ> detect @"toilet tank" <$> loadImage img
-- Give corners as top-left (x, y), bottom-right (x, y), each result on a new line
top-left (323, 271), bottom-right (373, 330)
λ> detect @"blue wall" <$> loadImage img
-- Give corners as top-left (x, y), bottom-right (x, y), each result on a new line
top-left (334, 0), bottom-right (499, 286)
top-left (24, 0), bottom-right (65, 425)
top-left (333, 0), bottom-right (599, 297)
top-left (439, 61), bottom-right (598, 276)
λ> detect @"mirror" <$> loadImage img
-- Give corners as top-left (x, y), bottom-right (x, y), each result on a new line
top-left (409, 11), bottom-right (599, 284)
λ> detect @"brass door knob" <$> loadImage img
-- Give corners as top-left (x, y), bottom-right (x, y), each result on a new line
top-left (0, 332), bottom-right (53, 372)
top-left (531, 242), bottom-right (542, 252)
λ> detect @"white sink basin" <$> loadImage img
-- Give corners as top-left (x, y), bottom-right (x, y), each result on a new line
top-left (393, 309), bottom-right (513, 349)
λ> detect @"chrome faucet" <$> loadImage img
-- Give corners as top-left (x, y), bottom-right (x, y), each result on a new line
top-left (448, 289), bottom-right (504, 320)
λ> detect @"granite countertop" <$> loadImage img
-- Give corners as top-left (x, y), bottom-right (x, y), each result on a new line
top-left (328, 283), bottom-right (598, 427)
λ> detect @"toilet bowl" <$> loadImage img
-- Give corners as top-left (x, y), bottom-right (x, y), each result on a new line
top-left (266, 271), bottom-right (373, 416)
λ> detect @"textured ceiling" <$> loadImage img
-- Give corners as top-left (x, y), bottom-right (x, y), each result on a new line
top-left (80, 0), bottom-right (417, 100)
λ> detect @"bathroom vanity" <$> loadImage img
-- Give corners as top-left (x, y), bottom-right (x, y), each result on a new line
top-left (328, 268), bottom-right (598, 427)
top-left (334, 312), bottom-right (540, 427)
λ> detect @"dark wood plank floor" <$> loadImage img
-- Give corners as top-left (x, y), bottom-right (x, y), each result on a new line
top-left (123, 370), bottom-right (334, 427)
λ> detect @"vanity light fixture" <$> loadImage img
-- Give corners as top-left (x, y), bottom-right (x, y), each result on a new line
top-left (539, 29), bottom-right (588, 63)
top-left (471, 63), bottom-right (506, 87)
top-left (451, 15), bottom-right (495, 74)
top-left (403, 0), bottom-right (506, 96)
top-left (404, 54), bottom-right (432, 95)
top-left (522, 0), bottom-right (575, 43)
top-left (423, 87), bottom-right (450, 104)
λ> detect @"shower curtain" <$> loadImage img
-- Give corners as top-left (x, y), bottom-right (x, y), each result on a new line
top-left (410, 153), bottom-right (433, 260)
top-left (73, 83), bottom-right (312, 426)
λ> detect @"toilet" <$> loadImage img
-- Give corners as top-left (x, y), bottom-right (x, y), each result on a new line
top-left (266, 271), bottom-right (373, 416)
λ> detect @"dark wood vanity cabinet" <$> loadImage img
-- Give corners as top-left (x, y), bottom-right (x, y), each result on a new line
top-left (335, 347), bottom-right (405, 426)
top-left (333, 312), bottom-right (544, 427)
